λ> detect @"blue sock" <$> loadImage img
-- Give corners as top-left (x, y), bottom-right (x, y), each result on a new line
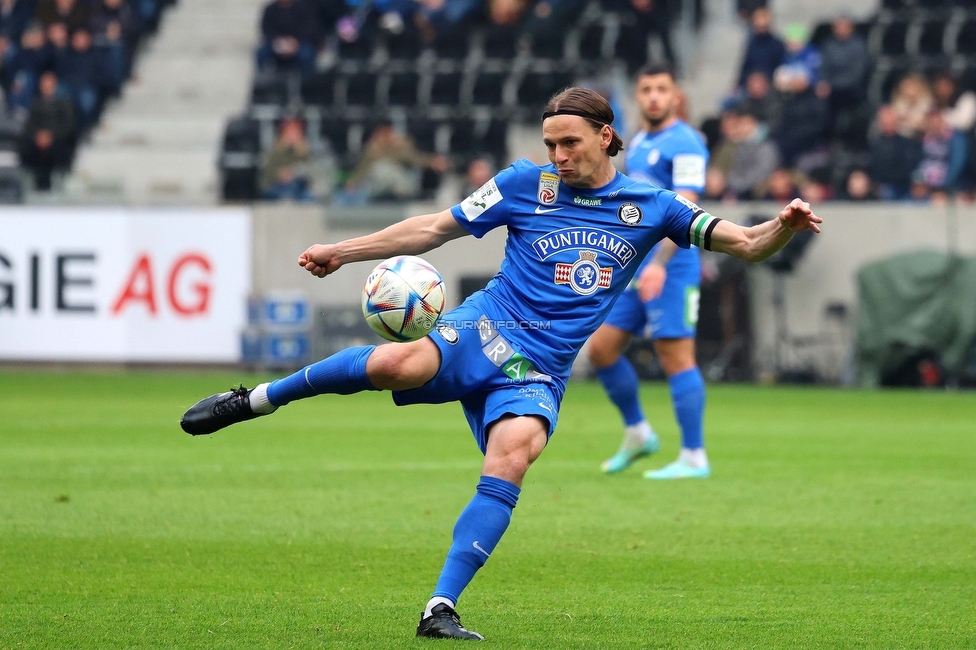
top-left (668, 367), bottom-right (706, 450)
top-left (266, 346), bottom-right (378, 407)
top-left (432, 476), bottom-right (520, 604)
top-left (596, 357), bottom-right (645, 426)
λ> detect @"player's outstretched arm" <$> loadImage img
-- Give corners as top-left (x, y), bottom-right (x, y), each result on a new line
top-left (298, 209), bottom-right (469, 278)
top-left (707, 199), bottom-right (822, 263)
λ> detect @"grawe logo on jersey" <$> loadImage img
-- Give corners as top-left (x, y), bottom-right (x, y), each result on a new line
top-left (554, 251), bottom-right (612, 296)
top-left (573, 196), bottom-right (602, 207)
top-left (537, 172), bottom-right (559, 205)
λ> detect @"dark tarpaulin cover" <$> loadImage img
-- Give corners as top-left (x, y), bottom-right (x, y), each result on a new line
top-left (857, 251), bottom-right (976, 387)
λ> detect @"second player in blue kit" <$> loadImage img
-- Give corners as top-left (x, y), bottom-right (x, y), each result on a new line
top-left (179, 87), bottom-right (822, 641)
top-left (588, 63), bottom-right (714, 480)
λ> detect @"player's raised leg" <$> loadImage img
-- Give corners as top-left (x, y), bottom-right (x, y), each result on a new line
top-left (644, 337), bottom-right (710, 479)
top-left (588, 321), bottom-right (660, 474)
top-left (417, 414), bottom-right (548, 641)
top-left (179, 339), bottom-right (441, 435)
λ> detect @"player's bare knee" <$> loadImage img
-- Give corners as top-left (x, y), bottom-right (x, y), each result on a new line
top-left (588, 337), bottom-right (618, 369)
top-left (366, 339), bottom-right (440, 389)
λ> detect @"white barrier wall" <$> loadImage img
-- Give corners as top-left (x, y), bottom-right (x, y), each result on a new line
top-left (0, 208), bottom-right (251, 362)
top-left (3, 202), bottom-right (973, 373)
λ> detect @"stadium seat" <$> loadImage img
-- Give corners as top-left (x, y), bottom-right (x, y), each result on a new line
top-left (251, 72), bottom-right (291, 109)
top-left (481, 118), bottom-right (509, 162)
top-left (385, 28), bottom-right (424, 60)
top-left (956, 19), bottom-right (976, 55)
top-left (472, 71), bottom-right (508, 106)
top-left (221, 166), bottom-right (259, 201)
top-left (880, 20), bottom-right (910, 56)
top-left (0, 172), bottom-right (23, 204)
top-left (300, 72), bottom-right (337, 107)
top-left (917, 20), bottom-right (948, 56)
top-left (579, 22), bottom-right (607, 60)
top-left (448, 117), bottom-right (477, 157)
top-left (407, 118), bottom-right (440, 153)
top-left (482, 26), bottom-right (521, 59)
top-left (615, 22), bottom-right (651, 72)
top-left (387, 71), bottom-right (421, 106)
top-left (345, 72), bottom-right (380, 107)
top-left (810, 22), bottom-right (833, 47)
top-left (430, 72), bottom-right (465, 106)
top-left (321, 117), bottom-right (352, 156)
top-left (530, 32), bottom-right (566, 59)
top-left (222, 117), bottom-right (261, 154)
top-left (517, 71), bottom-right (575, 109)
top-left (433, 27), bottom-right (472, 59)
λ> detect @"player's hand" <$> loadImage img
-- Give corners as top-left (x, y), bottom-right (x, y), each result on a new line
top-left (637, 263), bottom-right (667, 302)
top-left (778, 198), bottom-right (823, 234)
top-left (298, 244), bottom-right (342, 278)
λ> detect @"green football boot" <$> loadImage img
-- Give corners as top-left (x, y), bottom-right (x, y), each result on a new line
top-left (601, 433), bottom-right (660, 474)
top-left (643, 458), bottom-right (711, 480)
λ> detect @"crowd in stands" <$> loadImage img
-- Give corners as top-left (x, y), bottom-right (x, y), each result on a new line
top-left (249, 0), bottom-right (678, 203)
top-left (257, 0), bottom-right (675, 75)
top-left (708, 7), bottom-right (976, 204)
top-left (0, 0), bottom-right (168, 191)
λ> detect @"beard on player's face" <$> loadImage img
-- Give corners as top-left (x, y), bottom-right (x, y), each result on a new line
top-left (644, 104), bottom-right (672, 129)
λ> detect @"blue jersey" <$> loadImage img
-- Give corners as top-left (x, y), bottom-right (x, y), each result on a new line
top-left (626, 120), bottom-right (709, 277)
top-left (449, 158), bottom-right (714, 381)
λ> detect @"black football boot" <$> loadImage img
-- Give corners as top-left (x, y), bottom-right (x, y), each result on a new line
top-left (416, 604), bottom-right (484, 641)
top-left (180, 385), bottom-right (266, 435)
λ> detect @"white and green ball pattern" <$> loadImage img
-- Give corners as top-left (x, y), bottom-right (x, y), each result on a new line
top-left (361, 255), bottom-right (446, 342)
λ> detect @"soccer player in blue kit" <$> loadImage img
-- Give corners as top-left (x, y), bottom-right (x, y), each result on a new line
top-left (180, 87), bottom-right (821, 641)
top-left (588, 63), bottom-right (714, 479)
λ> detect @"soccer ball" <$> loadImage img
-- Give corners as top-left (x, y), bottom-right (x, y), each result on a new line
top-left (362, 255), bottom-right (446, 342)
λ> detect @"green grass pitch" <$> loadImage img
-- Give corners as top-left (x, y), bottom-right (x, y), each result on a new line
top-left (2, 370), bottom-right (974, 649)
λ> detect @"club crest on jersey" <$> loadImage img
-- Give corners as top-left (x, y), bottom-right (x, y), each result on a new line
top-left (435, 323), bottom-right (459, 345)
top-left (538, 171), bottom-right (559, 205)
top-left (554, 251), bottom-right (613, 296)
top-left (617, 202), bottom-right (643, 226)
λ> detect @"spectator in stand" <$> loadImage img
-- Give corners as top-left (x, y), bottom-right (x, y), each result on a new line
top-left (341, 120), bottom-right (449, 203)
top-left (841, 169), bottom-right (874, 201)
top-left (523, 0), bottom-right (586, 52)
top-left (488, 0), bottom-right (528, 26)
top-left (931, 72), bottom-right (976, 133)
top-left (710, 106), bottom-right (780, 200)
top-left (91, 0), bottom-right (142, 91)
top-left (869, 105), bottom-right (922, 201)
top-left (57, 27), bottom-right (104, 130)
top-left (703, 166), bottom-right (727, 201)
top-left (257, 0), bottom-right (320, 76)
top-left (19, 70), bottom-right (75, 190)
top-left (760, 167), bottom-right (804, 202)
top-left (740, 71), bottom-right (781, 131)
top-left (5, 22), bottom-right (51, 114)
top-left (46, 21), bottom-right (69, 69)
top-left (261, 117), bottom-right (316, 202)
top-left (912, 111), bottom-right (968, 204)
top-left (0, 0), bottom-right (35, 42)
top-left (891, 73), bottom-right (932, 137)
top-left (35, 0), bottom-right (91, 32)
top-left (736, 7), bottom-right (784, 90)
top-left (459, 157), bottom-right (494, 201)
top-left (422, 0), bottom-right (484, 30)
top-left (779, 23), bottom-right (820, 86)
top-left (774, 65), bottom-right (827, 169)
top-left (817, 15), bottom-right (869, 116)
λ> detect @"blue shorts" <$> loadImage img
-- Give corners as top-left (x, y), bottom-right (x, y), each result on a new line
top-left (392, 295), bottom-right (563, 455)
top-left (604, 246), bottom-right (701, 340)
